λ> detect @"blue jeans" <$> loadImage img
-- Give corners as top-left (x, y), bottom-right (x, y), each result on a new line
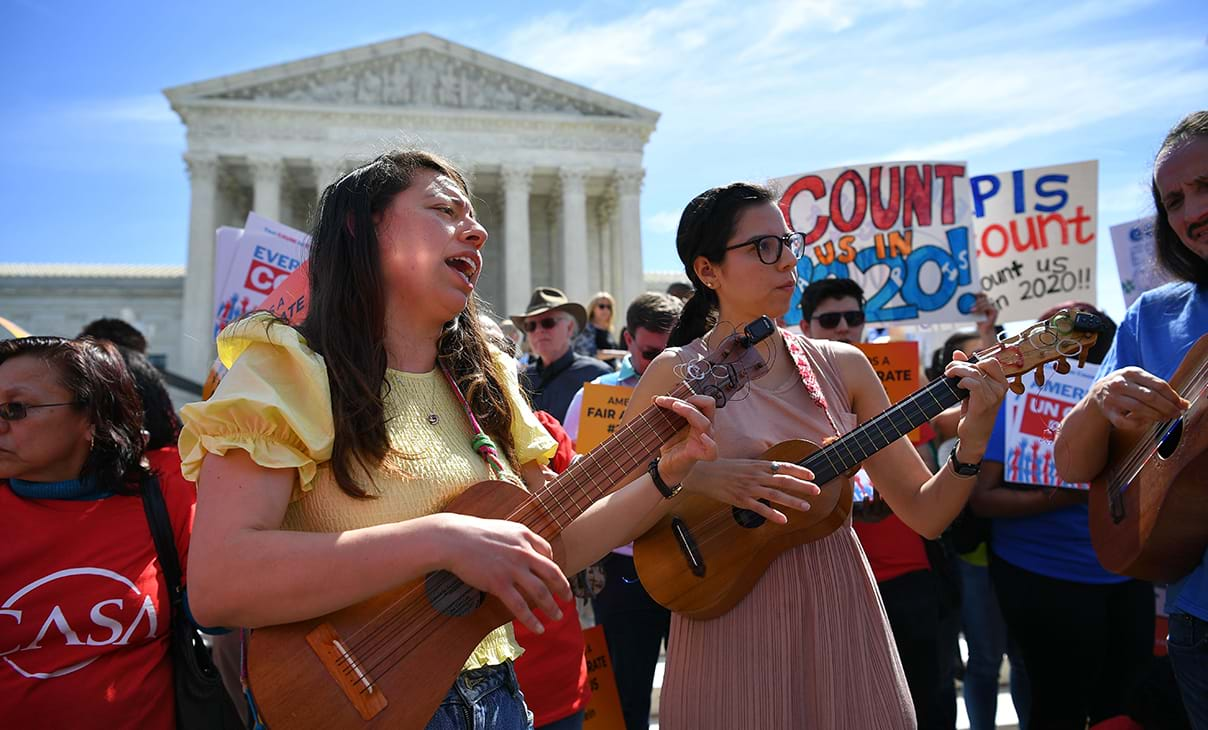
top-left (1169, 611), bottom-right (1208, 730)
top-left (425, 661), bottom-right (534, 730)
top-left (958, 559), bottom-right (1030, 730)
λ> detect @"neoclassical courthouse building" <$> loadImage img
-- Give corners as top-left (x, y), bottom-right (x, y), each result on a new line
top-left (0, 34), bottom-right (678, 382)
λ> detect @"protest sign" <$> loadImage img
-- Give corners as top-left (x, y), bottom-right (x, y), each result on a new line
top-left (1003, 360), bottom-right (1096, 489)
top-left (776, 162), bottom-right (981, 327)
top-left (213, 213), bottom-right (310, 339)
top-left (258, 262), bottom-right (310, 324)
top-left (855, 341), bottom-right (924, 442)
top-left (582, 624), bottom-right (624, 730)
top-left (576, 383), bottom-right (634, 453)
top-left (970, 161), bottom-right (1098, 321)
top-left (1110, 217), bottom-right (1172, 307)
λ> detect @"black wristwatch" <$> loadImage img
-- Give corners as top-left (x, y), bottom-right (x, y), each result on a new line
top-left (948, 441), bottom-right (982, 478)
top-left (648, 457), bottom-right (682, 499)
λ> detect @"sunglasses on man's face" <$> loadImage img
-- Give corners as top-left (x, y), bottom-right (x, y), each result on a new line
top-left (812, 311), bottom-right (866, 329)
top-left (0, 401), bottom-right (84, 421)
top-left (524, 317), bottom-right (563, 333)
top-left (637, 348), bottom-right (663, 362)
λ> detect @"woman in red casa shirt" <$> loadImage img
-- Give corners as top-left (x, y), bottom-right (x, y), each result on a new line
top-left (0, 336), bottom-right (195, 730)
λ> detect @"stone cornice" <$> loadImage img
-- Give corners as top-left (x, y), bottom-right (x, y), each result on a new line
top-left (179, 103), bottom-right (655, 155)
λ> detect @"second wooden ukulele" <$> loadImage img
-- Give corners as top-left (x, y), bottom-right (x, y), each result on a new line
top-left (633, 309), bottom-right (1104, 620)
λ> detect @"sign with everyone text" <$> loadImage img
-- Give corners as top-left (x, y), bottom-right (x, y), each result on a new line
top-left (1003, 360), bottom-right (1096, 489)
top-left (1110, 217), bottom-right (1173, 307)
top-left (970, 160), bottom-right (1098, 321)
top-left (855, 341), bottom-right (924, 443)
top-left (777, 162), bottom-right (981, 327)
top-left (212, 213), bottom-right (310, 340)
top-left (576, 383), bottom-right (634, 453)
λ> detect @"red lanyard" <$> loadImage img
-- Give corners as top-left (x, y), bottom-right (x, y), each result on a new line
top-left (779, 328), bottom-right (842, 437)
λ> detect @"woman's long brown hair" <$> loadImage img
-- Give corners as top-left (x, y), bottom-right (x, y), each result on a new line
top-left (299, 150), bottom-right (519, 498)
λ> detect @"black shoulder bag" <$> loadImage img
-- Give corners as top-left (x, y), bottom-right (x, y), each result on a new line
top-left (141, 476), bottom-right (245, 729)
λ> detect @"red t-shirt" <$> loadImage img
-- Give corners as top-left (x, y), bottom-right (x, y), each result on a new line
top-left (512, 413), bottom-right (590, 725)
top-left (852, 426), bottom-right (935, 583)
top-left (0, 448), bottom-right (196, 730)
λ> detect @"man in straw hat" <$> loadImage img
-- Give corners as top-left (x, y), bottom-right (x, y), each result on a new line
top-left (514, 287), bottom-right (610, 423)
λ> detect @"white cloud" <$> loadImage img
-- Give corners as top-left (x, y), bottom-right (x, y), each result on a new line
top-left (644, 209), bottom-right (682, 234)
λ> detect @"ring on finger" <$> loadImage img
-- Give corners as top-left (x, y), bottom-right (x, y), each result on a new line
top-left (769, 461), bottom-right (781, 474)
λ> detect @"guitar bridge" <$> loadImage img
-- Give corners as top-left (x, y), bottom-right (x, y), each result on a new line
top-left (671, 517), bottom-right (706, 577)
top-left (306, 622), bottom-right (389, 721)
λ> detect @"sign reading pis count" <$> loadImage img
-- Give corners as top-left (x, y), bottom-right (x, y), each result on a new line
top-left (775, 162), bottom-right (981, 327)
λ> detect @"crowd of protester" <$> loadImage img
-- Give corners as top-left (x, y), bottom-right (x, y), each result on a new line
top-left (1, 110), bottom-right (1204, 730)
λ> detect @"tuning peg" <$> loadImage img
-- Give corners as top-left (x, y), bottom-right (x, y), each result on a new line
top-left (1078, 349), bottom-right (1088, 368)
top-left (1034, 369), bottom-right (1046, 387)
top-left (1054, 357), bottom-right (1071, 374)
top-left (1010, 376), bottom-right (1026, 394)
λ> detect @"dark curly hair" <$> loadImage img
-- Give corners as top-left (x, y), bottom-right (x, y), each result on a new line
top-left (0, 336), bottom-right (149, 492)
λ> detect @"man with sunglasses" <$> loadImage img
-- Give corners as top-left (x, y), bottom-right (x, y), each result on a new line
top-left (514, 287), bottom-right (611, 424)
top-left (799, 277), bottom-right (951, 730)
top-left (561, 291), bottom-right (682, 730)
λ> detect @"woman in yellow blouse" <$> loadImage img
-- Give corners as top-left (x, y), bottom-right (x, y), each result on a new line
top-left (177, 150), bottom-right (716, 729)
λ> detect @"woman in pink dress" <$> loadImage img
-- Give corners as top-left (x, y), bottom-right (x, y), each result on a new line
top-left (626, 182), bottom-right (1008, 729)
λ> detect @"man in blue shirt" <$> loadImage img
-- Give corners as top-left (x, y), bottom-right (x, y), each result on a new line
top-left (1056, 110), bottom-right (1208, 729)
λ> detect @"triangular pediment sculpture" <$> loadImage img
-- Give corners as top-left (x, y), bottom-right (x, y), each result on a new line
top-left (166, 33), bottom-right (653, 121)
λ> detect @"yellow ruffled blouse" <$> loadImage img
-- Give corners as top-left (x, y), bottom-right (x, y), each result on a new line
top-left (178, 314), bottom-right (557, 671)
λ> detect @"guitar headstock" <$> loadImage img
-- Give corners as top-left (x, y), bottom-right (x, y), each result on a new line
top-left (977, 309), bottom-right (1105, 394)
top-left (679, 316), bottom-right (774, 407)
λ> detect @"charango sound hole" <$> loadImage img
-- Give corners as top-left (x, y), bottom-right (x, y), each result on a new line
top-left (1157, 418), bottom-right (1184, 460)
top-left (732, 500), bottom-right (772, 529)
top-left (424, 570), bottom-right (485, 616)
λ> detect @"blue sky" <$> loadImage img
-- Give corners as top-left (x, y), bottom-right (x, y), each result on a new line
top-left (2, 0), bottom-right (1205, 321)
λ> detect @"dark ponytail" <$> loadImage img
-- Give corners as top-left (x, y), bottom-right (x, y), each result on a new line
top-left (667, 182), bottom-right (774, 347)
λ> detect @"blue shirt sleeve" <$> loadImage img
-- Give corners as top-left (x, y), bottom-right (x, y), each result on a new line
top-left (1095, 297), bottom-right (1141, 379)
top-left (982, 404), bottom-right (1008, 464)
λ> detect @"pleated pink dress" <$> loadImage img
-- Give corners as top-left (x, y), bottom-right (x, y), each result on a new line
top-left (658, 335), bottom-right (916, 729)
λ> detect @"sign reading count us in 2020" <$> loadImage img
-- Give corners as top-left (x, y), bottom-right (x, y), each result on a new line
top-left (970, 160), bottom-right (1098, 322)
top-left (775, 162), bottom-right (981, 327)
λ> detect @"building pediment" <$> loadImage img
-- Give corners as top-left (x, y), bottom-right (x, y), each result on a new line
top-left (165, 33), bottom-right (657, 122)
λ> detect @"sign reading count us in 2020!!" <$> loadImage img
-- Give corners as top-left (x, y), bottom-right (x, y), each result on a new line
top-left (775, 162), bottom-right (981, 327)
top-left (970, 160), bottom-right (1098, 322)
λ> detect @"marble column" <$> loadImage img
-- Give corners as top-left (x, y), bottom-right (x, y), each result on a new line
top-left (249, 156), bottom-right (284, 222)
top-left (501, 165), bottom-right (533, 317)
top-left (180, 152), bottom-right (220, 381)
top-left (559, 167), bottom-right (590, 305)
top-left (595, 190), bottom-right (618, 300)
top-left (615, 169), bottom-right (645, 315)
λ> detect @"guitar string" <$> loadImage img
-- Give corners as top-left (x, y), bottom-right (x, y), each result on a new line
top-left (323, 405), bottom-right (676, 686)
top-left (329, 347), bottom-right (756, 683)
top-left (330, 398), bottom-right (682, 674)
top-left (1106, 356), bottom-right (1208, 497)
top-left (1107, 357), bottom-right (1208, 494)
top-left (338, 403), bottom-right (683, 687)
top-left (659, 374), bottom-right (967, 549)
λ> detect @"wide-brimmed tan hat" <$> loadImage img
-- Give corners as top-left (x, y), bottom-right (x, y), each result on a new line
top-left (511, 287), bottom-right (587, 330)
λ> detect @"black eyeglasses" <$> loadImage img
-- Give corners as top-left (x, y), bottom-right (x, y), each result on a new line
top-left (724, 232), bottom-right (806, 265)
top-left (595, 303), bottom-right (612, 310)
top-left (638, 348), bottom-right (663, 362)
top-left (0, 401), bottom-right (84, 421)
top-left (524, 317), bottom-right (562, 333)
top-left (812, 311), bottom-right (866, 329)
